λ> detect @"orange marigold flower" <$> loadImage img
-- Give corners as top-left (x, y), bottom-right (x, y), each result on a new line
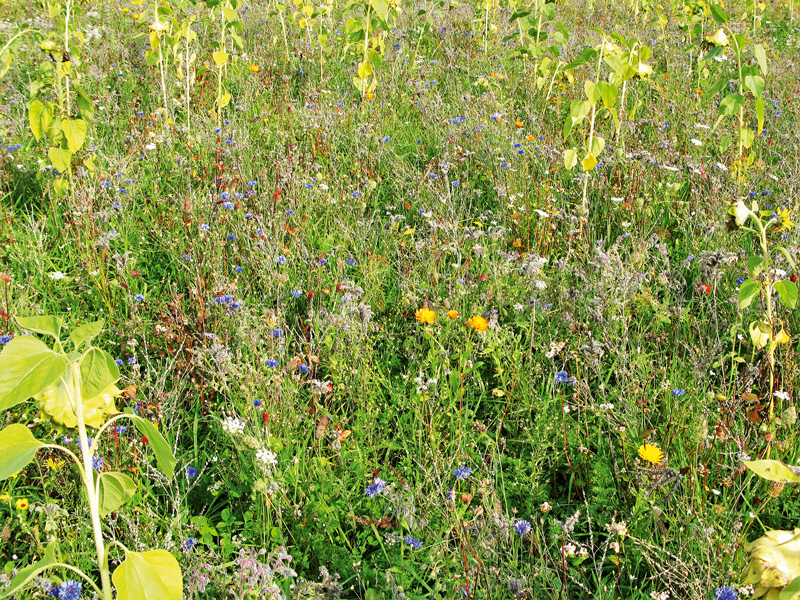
top-left (364, 92), bottom-right (375, 99)
top-left (467, 316), bottom-right (489, 331)
top-left (515, 120), bottom-right (524, 128)
top-left (447, 310), bottom-right (459, 319)
top-left (415, 308), bottom-right (436, 324)
top-left (249, 65), bottom-right (260, 72)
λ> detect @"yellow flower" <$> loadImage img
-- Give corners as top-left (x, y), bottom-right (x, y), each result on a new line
top-left (15, 498), bottom-right (29, 510)
top-left (515, 120), bottom-right (524, 128)
top-left (777, 209), bottom-right (793, 231)
top-left (467, 316), bottom-right (489, 332)
top-left (249, 64), bottom-right (260, 72)
top-left (45, 458), bottom-right (65, 471)
top-left (704, 27), bottom-right (729, 46)
top-left (637, 443), bottom-right (664, 464)
top-left (743, 528), bottom-right (800, 599)
top-left (0, 493), bottom-right (10, 504)
top-left (36, 368), bottom-right (121, 429)
top-left (415, 308), bottom-right (436, 324)
top-left (447, 310), bottom-right (459, 320)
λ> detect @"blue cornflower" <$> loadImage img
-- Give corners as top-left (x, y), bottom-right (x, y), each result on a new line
top-left (736, 277), bottom-right (745, 284)
top-left (186, 466), bottom-right (198, 479)
top-left (200, 223), bottom-right (210, 231)
top-left (271, 328), bottom-right (283, 338)
top-left (298, 363), bottom-right (309, 374)
top-left (223, 201), bottom-right (235, 210)
top-left (220, 192), bottom-right (231, 201)
top-left (319, 258), bottom-right (328, 265)
top-left (277, 255), bottom-right (287, 265)
top-left (671, 388), bottom-right (686, 397)
top-left (451, 180), bottom-right (460, 187)
top-left (181, 537), bottom-right (197, 551)
top-left (58, 579), bottom-right (82, 600)
top-left (290, 289), bottom-right (303, 298)
top-left (365, 478), bottom-right (386, 497)
top-left (499, 161), bottom-right (509, 168)
top-left (428, 173), bottom-right (438, 179)
top-left (133, 294), bottom-right (144, 302)
top-left (265, 358), bottom-right (279, 368)
top-left (234, 266), bottom-right (243, 273)
top-left (345, 258), bottom-right (356, 266)
top-left (115, 426), bottom-right (127, 434)
top-left (714, 587), bottom-right (738, 600)
top-left (127, 357), bottom-right (137, 365)
top-left (114, 359), bottom-right (123, 366)
top-left (230, 302), bottom-right (242, 310)
top-left (555, 371), bottom-right (570, 384)
top-left (253, 399), bottom-right (262, 407)
top-left (513, 520), bottom-right (532, 535)
top-left (352, 191), bottom-right (361, 198)
top-left (0, 335), bottom-right (11, 345)
top-left (245, 212), bottom-right (254, 219)
top-left (112, 201), bottom-right (122, 209)
top-left (285, 209), bottom-right (295, 216)
top-left (453, 465), bottom-right (471, 480)
top-left (226, 234), bottom-right (237, 241)
top-left (380, 136), bottom-right (390, 143)
top-left (92, 456), bottom-right (104, 471)
top-left (182, 254), bottom-right (193, 262)
top-left (404, 536), bottom-right (423, 550)
top-left (247, 180), bottom-right (258, 188)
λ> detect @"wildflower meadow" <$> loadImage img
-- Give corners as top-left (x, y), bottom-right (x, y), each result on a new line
top-left (0, 0), bottom-right (799, 598)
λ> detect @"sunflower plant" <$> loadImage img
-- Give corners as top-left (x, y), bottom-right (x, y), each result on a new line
top-left (0, 316), bottom-right (179, 600)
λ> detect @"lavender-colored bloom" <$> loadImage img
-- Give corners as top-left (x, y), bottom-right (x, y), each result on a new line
top-left (265, 358), bottom-right (279, 368)
top-left (277, 255), bottom-right (287, 265)
top-left (127, 357), bottom-right (137, 365)
top-left (114, 359), bottom-right (123, 366)
top-left (200, 223), bottom-right (210, 231)
top-left (513, 520), bottom-right (532, 535)
top-left (298, 363), bottom-right (309, 374)
top-left (222, 201), bottom-right (235, 210)
top-left (271, 328), bottom-right (283, 338)
top-left (365, 478), bottom-right (386, 497)
top-left (92, 456), bottom-right (104, 471)
top-left (290, 290), bottom-right (303, 298)
top-left (186, 466), bottom-right (198, 479)
top-left (58, 580), bottom-right (82, 600)
top-left (133, 294), bottom-right (144, 302)
top-left (247, 180), bottom-right (258, 188)
top-left (352, 190), bottom-right (361, 198)
top-left (345, 258), bottom-right (356, 266)
top-left (181, 537), bottom-right (197, 551)
top-left (226, 234), bottom-right (236, 241)
top-left (245, 212), bottom-right (254, 219)
top-left (714, 587), bottom-right (737, 600)
top-left (451, 180), bottom-right (460, 187)
top-left (404, 536), bottom-right (423, 550)
top-left (319, 258), bottom-right (328, 265)
top-left (453, 465), bottom-right (471, 480)
top-left (234, 266), bottom-right (243, 273)
top-left (671, 388), bottom-right (686, 397)
top-left (253, 399), bottom-right (262, 407)
top-left (115, 426), bottom-right (127, 434)
top-left (736, 277), bottom-right (745, 284)
top-left (555, 371), bottom-right (569, 384)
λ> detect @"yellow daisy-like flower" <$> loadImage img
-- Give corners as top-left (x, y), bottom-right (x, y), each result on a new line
top-left (249, 64), bottom-right (260, 72)
top-left (15, 498), bottom-right (29, 511)
top-left (467, 316), bottom-right (489, 332)
top-left (638, 444), bottom-right (664, 464)
top-left (447, 310), bottom-right (459, 319)
top-left (777, 208), bottom-right (793, 231)
top-left (415, 308), bottom-right (436, 324)
top-left (0, 493), bottom-right (10, 504)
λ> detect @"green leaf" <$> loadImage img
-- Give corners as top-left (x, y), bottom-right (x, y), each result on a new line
top-left (744, 74), bottom-right (764, 98)
top-left (16, 316), bottom-right (63, 339)
top-left (740, 127), bottom-right (754, 149)
top-left (706, 76), bottom-right (728, 98)
top-left (563, 148), bottom-right (578, 170)
top-left (125, 411), bottom-right (176, 478)
top-left (598, 82), bottom-right (617, 109)
top-left (221, 5), bottom-right (238, 20)
top-left (70, 320), bottom-right (105, 349)
top-left (699, 46), bottom-right (724, 62)
top-left (0, 424), bottom-right (46, 481)
top-left (61, 118), bottom-right (87, 153)
top-left (0, 541), bottom-right (57, 599)
top-left (754, 43), bottom-right (768, 76)
top-left (719, 94), bottom-right (745, 116)
top-left (28, 100), bottom-right (45, 141)
top-left (73, 83), bottom-right (95, 121)
top-left (780, 576), bottom-right (800, 600)
top-left (48, 147), bottom-right (72, 173)
top-left (0, 337), bottom-right (68, 412)
top-left (738, 279), bottom-right (761, 309)
top-left (755, 97), bottom-right (765, 134)
top-left (590, 135), bottom-right (605, 158)
top-left (744, 460), bottom-right (800, 483)
top-left (509, 8), bottom-right (529, 21)
top-left (747, 256), bottom-right (765, 278)
top-left (98, 471), bottom-right (137, 517)
top-left (775, 280), bottom-right (798, 309)
top-left (80, 347), bottom-right (120, 399)
top-left (710, 3), bottom-right (729, 24)
top-left (581, 152), bottom-right (597, 172)
top-left (113, 549), bottom-right (183, 600)
top-left (369, 0), bottom-right (389, 21)
top-left (212, 51), bottom-right (228, 66)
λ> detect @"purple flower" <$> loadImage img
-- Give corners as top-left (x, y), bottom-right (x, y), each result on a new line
top-left (555, 370), bottom-right (570, 384)
top-left (58, 580), bottom-right (82, 600)
top-left (671, 388), bottom-right (686, 397)
top-left (253, 399), bottom-right (262, 406)
top-left (92, 456), bottom-right (104, 471)
top-left (226, 234), bottom-right (237, 241)
top-left (186, 466), bottom-right (198, 479)
top-left (222, 201), bottom-right (234, 210)
top-left (265, 358), bottom-right (279, 368)
top-left (271, 328), bottom-right (283, 338)
top-left (345, 258), bottom-right (356, 266)
top-left (290, 290), bottom-right (303, 298)
top-left (133, 294), bottom-right (144, 302)
top-left (714, 587), bottom-right (737, 600)
top-left (127, 357), bottom-right (137, 365)
top-left (114, 359), bottom-right (123, 366)
top-left (365, 478), bottom-right (386, 497)
top-left (513, 520), bottom-right (531, 535)
top-left (453, 465), bottom-right (471, 480)
top-left (181, 537), bottom-right (197, 551)
top-left (298, 363), bottom-right (309, 374)
top-left (404, 536), bottom-right (423, 550)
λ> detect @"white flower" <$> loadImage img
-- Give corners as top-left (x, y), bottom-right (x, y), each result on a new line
top-left (774, 390), bottom-right (790, 401)
top-left (145, 143), bottom-right (157, 150)
top-left (690, 139), bottom-right (702, 146)
top-left (256, 448), bottom-right (277, 467)
top-left (221, 416), bottom-right (245, 435)
top-left (49, 271), bottom-right (66, 280)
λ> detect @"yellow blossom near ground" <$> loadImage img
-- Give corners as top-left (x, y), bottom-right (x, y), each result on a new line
top-left (447, 310), bottom-right (459, 319)
top-left (249, 65), bottom-right (260, 72)
top-left (415, 308), bottom-right (436, 324)
top-left (467, 316), bottom-right (489, 331)
top-left (638, 443), bottom-right (664, 464)
top-left (16, 498), bottom-right (29, 510)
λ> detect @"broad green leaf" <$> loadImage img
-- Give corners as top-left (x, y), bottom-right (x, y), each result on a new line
top-left (0, 541), bottom-right (57, 599)
top-left (719, 94), bottom-right (745, 116)
top-left (738, 279), bottom-right (761, 309)
top-left (48, 147), bottom-right (72, 173)
top-left (218, 92), bottom-right (231, 107)
top-left (774, 280), bottom-right (798, 309)
top-left (563, 148), bottom-right (578, 170)
top-left (749, 320), bottom-right (770, 349)
top-left (70, 320), bottom-right (104, 349)
top-left (74, 83), bottom-right (95, 121)
top-left (80, 347), bottom-right (120, 399)
top-left (747, 256), bottom-right (764, 277)
top-left (584, 80), bottom-right (599, 104)
top-left (754, 43), bottom-right (768, 75)
top-left (743, 460), bottom-right (800, 483)
top-left (581, 152), bottom-right (597, 172)
top-left (755, 97), bottom-right (765, 134)
top-left (706, 76), bottom-right (728, 98)
top-left (113, 549), bottom-right (182, 600)
top-left (369, 0), bottom-right (389, 20)
top-left (740, 127), bottom-right (754, 149)
top-left (28, 100), bottom-right (45, 141)
top-left (98, 471), bottom-right (137, 517)
top-left (0, 424), bottom-right (46, 481)
top-left (357, 60), bottom-right (373, 79)
top-left (212, 51), bottom-right (228, 66)
top-left (0, 337), bottom-right (68, 412)
top-left (221, 5), bottom-right (238, 20)
top-left (780, 576), bottom-right (800, 600)
top-left (126, 411), bottom-right (176, 478)
top-left (710, 3), bottom-right (729, 24)
top-left (598, 82), bottom-right (617, 109)
top-left (148, 31), bottom-right (160, 51)
top-left (368, 49), bottom-right (382, 70)
top-left (145, 50), bottom-right (160, 67)
top-left (16, 316), bottom-right (63, 339)
top-left (61, 118), bottom-right (87, 153)
top-left (603, 54), bottom-right (626, 77)
top-left (590, 136), bottom-right (605, 158)
top-left (509, 8), bottom-right (529, 21)
top-left (744, 74), bottom-right (764, 98)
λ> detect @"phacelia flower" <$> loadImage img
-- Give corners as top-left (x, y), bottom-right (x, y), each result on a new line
top-left (714, 586), bottom-right (738, 600)
top-left (404, 536), bottom-right (423, 550)
top-left (186, 466), bottom-right (198, 479)
top-left (365, 478), bottom-right (386, 498)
